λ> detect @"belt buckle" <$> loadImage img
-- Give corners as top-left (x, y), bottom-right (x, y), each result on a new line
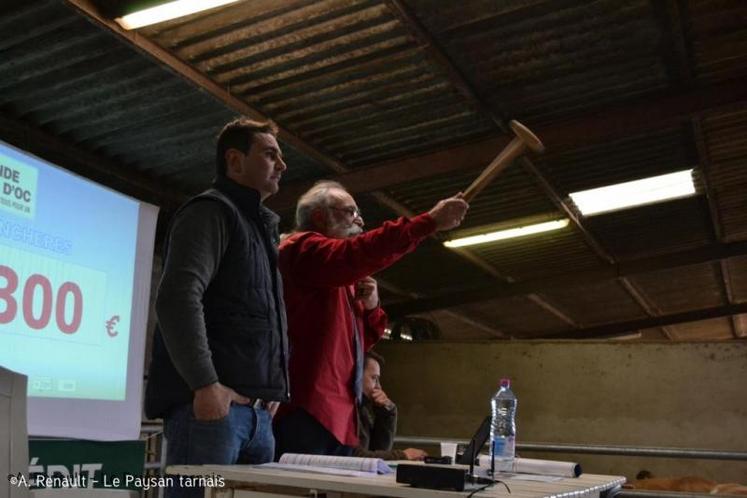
top-left (252, 398), bottom-right (264, 409)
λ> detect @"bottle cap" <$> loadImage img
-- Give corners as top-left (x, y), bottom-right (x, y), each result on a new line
top-left (499, 378), bottom-right (511, 388)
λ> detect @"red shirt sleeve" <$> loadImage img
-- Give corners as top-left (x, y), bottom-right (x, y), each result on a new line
top-left (279, 213), bottom-right (436, 288)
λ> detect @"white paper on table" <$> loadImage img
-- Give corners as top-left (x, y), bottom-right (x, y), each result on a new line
top-left (273, 453), bottom-right (393, 475)
top-left (260, 462), bottom-right (377, 478)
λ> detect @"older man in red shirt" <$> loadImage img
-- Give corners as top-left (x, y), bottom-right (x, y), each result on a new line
top-left (274, 180), bottom-right (468, 457)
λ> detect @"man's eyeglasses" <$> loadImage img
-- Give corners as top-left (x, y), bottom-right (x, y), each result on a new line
top-left (329, 206), bottom-right (363, 219)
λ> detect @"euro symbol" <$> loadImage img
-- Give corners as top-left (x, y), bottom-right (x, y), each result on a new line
top-left (105, 315), bottom-right (120, 337)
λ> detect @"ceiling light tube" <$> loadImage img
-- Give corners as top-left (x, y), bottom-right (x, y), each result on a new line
top-left (569, 169), bottom-right (696, 216)
top-left (444, 219), bottom-right (570, 248)
top-left (115, 0), bottom-right (241, 30)
top-left (603, 332), bottom-right (643, 341)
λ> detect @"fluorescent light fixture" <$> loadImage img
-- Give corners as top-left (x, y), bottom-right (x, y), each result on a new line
top-left (444, 219), bottom-right (570, 248)
top-left (604, 332), bottom-right (643, 341)
top-left (115, 0), bottom-right (241, 30)
top-left (569, 169), bottom-right (696, 216)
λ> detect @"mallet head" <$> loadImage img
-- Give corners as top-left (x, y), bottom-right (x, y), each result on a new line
top-left (509, 120), bottom-right (545, 153)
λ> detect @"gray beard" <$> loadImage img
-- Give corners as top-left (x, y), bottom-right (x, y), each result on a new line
top-left (329, 219), bottom-right (363, 238)
top-left (344, 225), bottom-right (363, 237)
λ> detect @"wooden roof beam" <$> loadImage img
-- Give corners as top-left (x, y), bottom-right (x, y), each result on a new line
top-left (617, 277), bottom-right (676, 340)
top-left (650, 0), bottom-right (694, 86)
top-left (384, 240), bottom-right (747, 318)
top-left (539, 302), bottom-right (747, 340)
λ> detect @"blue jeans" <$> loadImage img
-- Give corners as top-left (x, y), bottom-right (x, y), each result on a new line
top-left (163, 403), bottom-right (274, 498)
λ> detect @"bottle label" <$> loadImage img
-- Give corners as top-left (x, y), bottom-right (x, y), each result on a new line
top-left (492, 438), bottom-right (505, 456)
top-left (492, 437), bottom-right (515, 458)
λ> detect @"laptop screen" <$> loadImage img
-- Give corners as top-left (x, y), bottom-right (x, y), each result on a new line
top-left (457, 415), bottom-right (491, 464)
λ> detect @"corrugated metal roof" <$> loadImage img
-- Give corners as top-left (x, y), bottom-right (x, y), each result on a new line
top-left (1, 0), bottom-right (745, 340)
top-left (469, 227), bottom-right (606, 281)
top-left (583, 197), bottom-right (713, 260)
top-left (139, 0), bottom-right (497, 167)
top-left (413, 0), bottom-right (670, 121)
top-left (689, 0), bottom-right (747, 83)
top-left (542, 280), bottom-right (650, 327)
top-left (453, 295), bottom-right (576, 339)
top-left (0, 0), bottom-right (327, 195)
top-left (701, 107), bottom-right (747, 242)
top-left (378, 238), bottom-right (497, 295)
top-left (629, 262), bottom-right (726, 313)
top-left (536, 127), bottom-right (694, 194)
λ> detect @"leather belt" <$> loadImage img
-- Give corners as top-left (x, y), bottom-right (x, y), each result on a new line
top-left (250, 398), bottom-right (269, 409)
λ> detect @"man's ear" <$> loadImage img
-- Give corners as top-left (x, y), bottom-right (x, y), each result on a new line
top-left (310, 208), bottom-right (327, 231)
top-left (224, 148), bottom-right (243, 177)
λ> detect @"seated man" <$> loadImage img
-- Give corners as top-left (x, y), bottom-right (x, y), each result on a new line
top-left (354, 351), bottom-right (427, 461)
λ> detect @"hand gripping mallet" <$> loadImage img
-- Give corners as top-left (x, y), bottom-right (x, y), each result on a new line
top-left (461, 120), bottom-right (545, 203)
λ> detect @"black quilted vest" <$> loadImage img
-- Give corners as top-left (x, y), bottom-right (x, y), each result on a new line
top-left (144, 180), bottom-right (289, 419)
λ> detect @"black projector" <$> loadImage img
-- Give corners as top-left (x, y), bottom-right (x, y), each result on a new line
top-left (396, 464), bottom-right (485, 492)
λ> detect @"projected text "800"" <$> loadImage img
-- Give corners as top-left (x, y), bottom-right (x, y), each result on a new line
top-left (0, 265), bottom-right (82, 334)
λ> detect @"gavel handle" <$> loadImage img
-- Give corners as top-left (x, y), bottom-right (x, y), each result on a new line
top-left (462, 138), bottom-right (526, 203)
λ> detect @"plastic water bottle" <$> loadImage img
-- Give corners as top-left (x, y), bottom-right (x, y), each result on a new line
top-left (490, 378), bottom-right (517, 474)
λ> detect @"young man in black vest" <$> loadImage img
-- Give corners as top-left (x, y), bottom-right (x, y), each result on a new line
top-left (145, 118), bottom-right (289, 498)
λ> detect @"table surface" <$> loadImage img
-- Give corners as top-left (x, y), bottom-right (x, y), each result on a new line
top-left (169, 463), bottom-right (626, 498)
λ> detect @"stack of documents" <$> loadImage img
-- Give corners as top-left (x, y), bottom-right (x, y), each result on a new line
top-left (260, 453), bottom-right (393, 477)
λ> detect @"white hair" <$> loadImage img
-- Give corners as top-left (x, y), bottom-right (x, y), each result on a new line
top-left (294, 180), bottom-right (347, 231)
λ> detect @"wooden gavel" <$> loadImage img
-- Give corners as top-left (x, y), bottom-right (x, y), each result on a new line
top-left (462, 120), bottom-right (545, 202)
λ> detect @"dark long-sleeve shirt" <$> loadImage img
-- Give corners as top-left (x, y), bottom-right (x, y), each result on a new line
top-left (354, 396), bottom-right (406, 460)
top-left (155, 200), bottom-right (229, 390)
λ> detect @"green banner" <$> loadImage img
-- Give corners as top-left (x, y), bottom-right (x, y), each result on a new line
top-left (27, 439), bottom-right (145, 491)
